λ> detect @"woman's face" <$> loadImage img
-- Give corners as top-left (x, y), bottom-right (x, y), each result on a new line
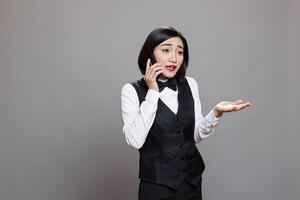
top-left (153, 37), bottom-right (184, 80)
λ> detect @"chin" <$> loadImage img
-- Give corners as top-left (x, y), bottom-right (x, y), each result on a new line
top-left (161, 72), bottom-right (176, 79)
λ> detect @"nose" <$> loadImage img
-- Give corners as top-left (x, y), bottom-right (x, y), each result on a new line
top-left (169, 52), bottom-right (177, 63)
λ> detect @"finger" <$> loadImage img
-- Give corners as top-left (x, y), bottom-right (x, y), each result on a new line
top-left (149, 64), bottom-right (162, 76)
top-left (223, 100), bottom-right (244, 106)
top-left (230, 100), bottom-right (243, 105)
top-left (243, 103), bottom-right (251, 108)
top-left (145, 61), bottom-right (160, 79)
top-left (239, 102), bottom-right (251, 108)
top-left (153, 69), bottom-right (164, 79)
top-left (149, 63), bottom-right (162, 70)
top-left (148, 69), bottom-right (156, 80)
top-left (148, 66), bottom-right (162, 80)
top-left (149, 65), bottom-right (164, 80)
top-left (152, 62), bottom-right (162, 67)
top-left (145, 59), bottom-right (151, 75)
top-left (234, 103), bottom-right (251, 111)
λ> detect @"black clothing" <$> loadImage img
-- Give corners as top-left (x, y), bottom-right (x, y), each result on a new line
top-left (131, 78), bottom-right (205, 191)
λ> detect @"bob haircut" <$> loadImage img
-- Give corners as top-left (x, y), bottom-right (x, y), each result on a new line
top-left (138, 26), bottom-right (189, 81)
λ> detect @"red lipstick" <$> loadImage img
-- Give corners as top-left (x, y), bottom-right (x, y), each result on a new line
top-left (166, 65), bottom-right (176, 72)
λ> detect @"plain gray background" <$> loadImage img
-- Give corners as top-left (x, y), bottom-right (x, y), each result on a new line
top-left (0, 0), bottom-right (299, 199)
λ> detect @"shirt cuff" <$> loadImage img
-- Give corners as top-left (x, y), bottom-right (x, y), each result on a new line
top-left (145, 89), bottom-right (160, 103)
top-left (207, 109), bottom-right (221, 126)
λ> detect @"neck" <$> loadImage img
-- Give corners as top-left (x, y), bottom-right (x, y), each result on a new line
top-left (158, 74), bottom-right (168, 80)
top-left (158, 78), bottom-right (168, 83)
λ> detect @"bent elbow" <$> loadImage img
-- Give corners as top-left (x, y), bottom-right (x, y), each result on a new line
top-left (130, 142), bottom-right (143, 149)
top-left (126, 137), bottom-right (144, 149)
top-left (123, 127), bottom-right (145, 149)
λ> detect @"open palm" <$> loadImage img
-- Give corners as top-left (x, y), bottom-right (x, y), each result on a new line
top-left (215, 100), bottom-right (251, 113)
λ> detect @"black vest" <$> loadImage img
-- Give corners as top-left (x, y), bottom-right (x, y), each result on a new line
top-left (131, 78), bottom-right (205, 189)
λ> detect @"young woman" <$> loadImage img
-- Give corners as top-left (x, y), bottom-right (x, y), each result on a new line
top-left (121, 26), bottom-right (251, 200)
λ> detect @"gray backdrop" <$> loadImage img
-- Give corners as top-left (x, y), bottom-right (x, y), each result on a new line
top-left (0, 0), bottom-right (299, 199)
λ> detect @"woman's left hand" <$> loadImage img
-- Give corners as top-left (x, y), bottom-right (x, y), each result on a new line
top-left (213, 100), bottom-right (251, 118)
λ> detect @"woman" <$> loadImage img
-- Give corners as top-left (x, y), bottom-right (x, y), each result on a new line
top-left (121, 26), bottom-right (251, 200)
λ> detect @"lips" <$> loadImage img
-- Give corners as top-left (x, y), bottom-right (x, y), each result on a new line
top-left (165, 65), bottom-right (176, 72)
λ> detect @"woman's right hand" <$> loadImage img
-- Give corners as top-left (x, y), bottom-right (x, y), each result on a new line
top-left (144, 58), bottom-right (164, 91)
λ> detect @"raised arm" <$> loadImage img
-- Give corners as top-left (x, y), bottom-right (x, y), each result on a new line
top-left (121, 84), bottom-right (160, 149)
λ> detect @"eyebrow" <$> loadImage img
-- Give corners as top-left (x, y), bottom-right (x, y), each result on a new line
top-left (159, 43), bottom-right (183, 49)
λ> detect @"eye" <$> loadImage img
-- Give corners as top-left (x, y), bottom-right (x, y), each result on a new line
top-left (162, 49), bottom-right (169, 53)
top-left (177, 51), bottom-right (184, 55)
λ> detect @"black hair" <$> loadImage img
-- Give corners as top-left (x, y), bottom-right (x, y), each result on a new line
top-left (138, 26), bottom-right (189, 81)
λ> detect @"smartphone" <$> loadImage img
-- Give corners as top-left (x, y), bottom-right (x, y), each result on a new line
top-left (149, 53), bottom-right (157, 65)
top-left (149, 53), bottom-right (163, 81)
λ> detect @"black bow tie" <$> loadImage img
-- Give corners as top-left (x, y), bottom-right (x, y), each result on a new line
top-left (157, 78), bottom-right (177, 92)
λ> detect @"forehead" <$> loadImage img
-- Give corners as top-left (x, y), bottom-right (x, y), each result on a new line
top-left (158, 37), bottom-right (183, 48)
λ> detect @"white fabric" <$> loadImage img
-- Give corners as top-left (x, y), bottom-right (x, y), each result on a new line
top-left (121, 77), bottom-right (221, 149)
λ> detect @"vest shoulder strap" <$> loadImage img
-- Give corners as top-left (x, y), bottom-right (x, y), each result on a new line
top-left (131, 78), bottom-right (148, 105)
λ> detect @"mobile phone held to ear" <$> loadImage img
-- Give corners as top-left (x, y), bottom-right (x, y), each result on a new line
top-left (149, 53), bottom-right (162, 81)
top-left (149, 53), bottom-right (157, 65)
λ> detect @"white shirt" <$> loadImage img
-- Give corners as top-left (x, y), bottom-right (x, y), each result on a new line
top-left (121, 77), bottom-right (221, 149)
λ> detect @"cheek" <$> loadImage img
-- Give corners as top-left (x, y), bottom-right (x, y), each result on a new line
top-left (154, 56), bottom-right (164, 64)
top-left (178, 57), bottom-right (184, 66)
top-left (159, 56), bottom-right (169, 63)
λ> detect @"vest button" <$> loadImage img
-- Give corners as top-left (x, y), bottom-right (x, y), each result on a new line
top-left (180, 156), bottom-right (185, 161)
top-left (177, 143), bottom-right (182, 148)
top-left (182, 169), bottom-right (186, 173)
top-left (176, 130), bottom-right (181, 135)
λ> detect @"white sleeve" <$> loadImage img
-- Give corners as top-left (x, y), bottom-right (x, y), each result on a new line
top-left (186, 77), bottom-right (221, 143)
top-left (121, 83), bottom-right (160, 149)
